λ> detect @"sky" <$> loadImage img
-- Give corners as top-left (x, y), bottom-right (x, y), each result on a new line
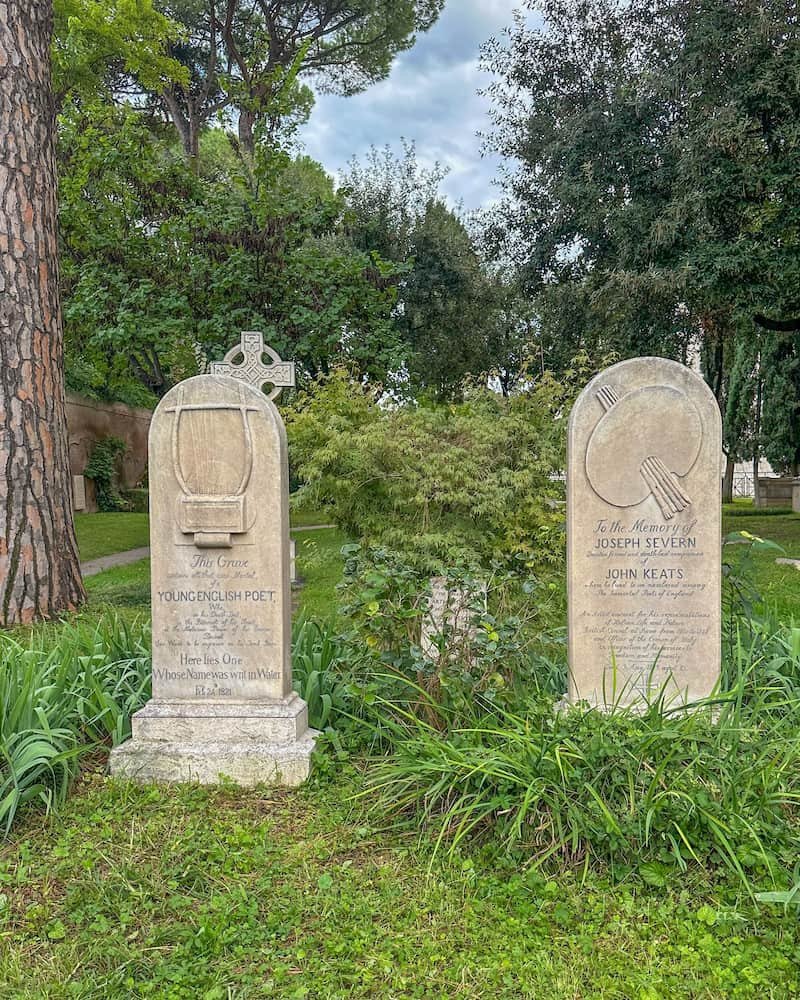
top-left (298, 1), bottom-right (537, 211)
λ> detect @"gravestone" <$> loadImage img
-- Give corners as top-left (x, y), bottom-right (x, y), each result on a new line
top-left (420, 577), bottom-right (485, 662)
top-left (567, 357), bottom-right (722, 709)
top-left (110, 335), bottom-right (316, 785)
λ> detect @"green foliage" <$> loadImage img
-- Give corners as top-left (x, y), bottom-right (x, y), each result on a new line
top-left (130, 2), bottom-right (445, 158)
top-left (365, 650), bottom-right (800, 889)
top-left (339, 546), bottom-right (564, 721)
top-left (84, 437), bottom-right (127, 512)
top-left (53, 0), bottom-right (186, 98)
top-left (484, 0), bottom-right (800, 457)
top-left (58, 101), bottom-right (405, 398)
top-left (761, 336), bottom-right (800, 473)
top-left (291, 617), bottom-right (356, 731)
top-left (286, 368), bottom-right (575, 570)
top-left (720, 509), bottom-right (800, 622)
top-left (722, 530), bottom-right (786, 654)
top-left (0, 614), bottom-right (151, 835)
top-left (343, 144), bottom-right (501, 398)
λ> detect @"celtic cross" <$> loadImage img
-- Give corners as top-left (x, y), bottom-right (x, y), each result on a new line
top-left (210, 331), bottom-right (295, 401)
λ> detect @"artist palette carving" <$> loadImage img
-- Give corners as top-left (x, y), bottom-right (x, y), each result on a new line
top-left (586, 383), bottom-right (703, 521)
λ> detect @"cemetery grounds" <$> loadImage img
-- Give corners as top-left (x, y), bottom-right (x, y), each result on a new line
top-left (0, 506), bottom-right (798, 998)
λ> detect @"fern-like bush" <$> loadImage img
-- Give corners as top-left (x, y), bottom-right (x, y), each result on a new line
top-left (285, 367), bottom-right (581, 573)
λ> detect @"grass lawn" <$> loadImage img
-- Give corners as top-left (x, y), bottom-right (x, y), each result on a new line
top-left (0, 769), bottom-right (797, 999)
top-left (293, 527), bottom-right (346, 620)
top-left (722, 501), bottom-right (800, 622)
top-left (75, 513), bottom-right (150, 562)
top-left (290, 506), bottom-right (335, 528)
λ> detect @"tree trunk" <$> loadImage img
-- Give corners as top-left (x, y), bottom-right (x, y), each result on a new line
top-left (238, 108), bottom-right (255, 154)
top-left (722, 453), bottom-right (735, 504)
top-left (0, 1), bottom-right (85, 624)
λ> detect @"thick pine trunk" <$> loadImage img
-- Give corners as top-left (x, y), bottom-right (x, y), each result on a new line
top-left (0, 1), bottom-right (85, 624)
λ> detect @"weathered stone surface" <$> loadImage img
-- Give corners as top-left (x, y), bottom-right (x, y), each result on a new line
top-left (567, 357), bottom-right (722, 709)
top-left (111, 373), bottom-right (316, 785)
top-left (420, 577), bottom-right (485, 662)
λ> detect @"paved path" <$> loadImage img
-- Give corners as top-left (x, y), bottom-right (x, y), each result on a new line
top-left (79, 524), bottom-right (335, 578)
top-left (81, 547), bottom-right (151, 577)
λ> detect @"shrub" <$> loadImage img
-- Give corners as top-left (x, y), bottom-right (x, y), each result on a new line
top-left (338, 545), bottom-right (565, 724)
top-left (285, 367), bottom-right (580, 572)
top-left (84, 436), bottom-right (127, 512)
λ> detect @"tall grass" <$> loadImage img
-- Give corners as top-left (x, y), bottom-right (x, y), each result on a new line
top-left (291, 616), bottom-right (355, 729)
top-left (363, 624), bottom-right (800, 890)
top-left (0, 614), bottom-right (151, 834)
top-left (0, 613), bottom-right (362, 834)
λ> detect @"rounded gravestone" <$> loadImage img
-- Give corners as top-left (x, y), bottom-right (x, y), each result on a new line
top-left (567, 357), bottom-right (722, 709)
top-left (110, 370), bottom-right (317, 786)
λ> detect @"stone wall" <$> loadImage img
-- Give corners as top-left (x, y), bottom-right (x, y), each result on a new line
top-left (66, 394), bottom-right (152, 512)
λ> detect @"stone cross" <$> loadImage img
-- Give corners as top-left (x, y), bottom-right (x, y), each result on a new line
top-left (210, 331), bottom-right (295, 400)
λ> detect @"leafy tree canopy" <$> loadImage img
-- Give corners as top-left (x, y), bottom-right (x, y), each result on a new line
top-left (123, 1), bottom-right (445, 157)
top-left (58, 102), bottom-right (405, 402)
top-left (53, 0), bottom-right (186, 97)
top-left (483, 0), bottom-right (800, 468)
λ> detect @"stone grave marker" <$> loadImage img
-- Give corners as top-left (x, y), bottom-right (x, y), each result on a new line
top-left (111, 335), bottom-right (316, 785)
top-left (566, 357), bottom-right (722, 709)
top-left (420, 577), bottom-right (486, 662)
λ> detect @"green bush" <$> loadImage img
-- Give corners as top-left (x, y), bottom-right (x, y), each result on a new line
top-left (285, 368), bottom-right (578, 572)
top-left (84, 436), bottom-right (127, 512)
top-left (338, 545), bottom-right (565, 723)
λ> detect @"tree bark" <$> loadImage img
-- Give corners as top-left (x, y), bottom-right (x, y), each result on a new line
top-left (722, 453), bottom-right (735, 505)
top-left (0, 0), bottom-right (85, 623)
top-left (238, 107), bottom-right (255, 154)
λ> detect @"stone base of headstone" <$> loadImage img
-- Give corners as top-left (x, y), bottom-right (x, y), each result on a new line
top-left (110, 694), bottom-right (318, 787)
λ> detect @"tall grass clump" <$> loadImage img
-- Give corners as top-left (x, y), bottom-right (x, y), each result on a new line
top-left (0, 614), bottom-right (150, 834)
top-left (291, 616), bottom-right (358, 730)
top-left (364, 642), bottom-right (800, 889)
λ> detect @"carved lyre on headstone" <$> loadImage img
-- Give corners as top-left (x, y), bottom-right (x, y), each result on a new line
top-left (110, 333), bottom-right (317, 786)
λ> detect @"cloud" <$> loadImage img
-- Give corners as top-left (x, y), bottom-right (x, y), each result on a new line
top-left (298, 1), bottom-right (537, 211)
